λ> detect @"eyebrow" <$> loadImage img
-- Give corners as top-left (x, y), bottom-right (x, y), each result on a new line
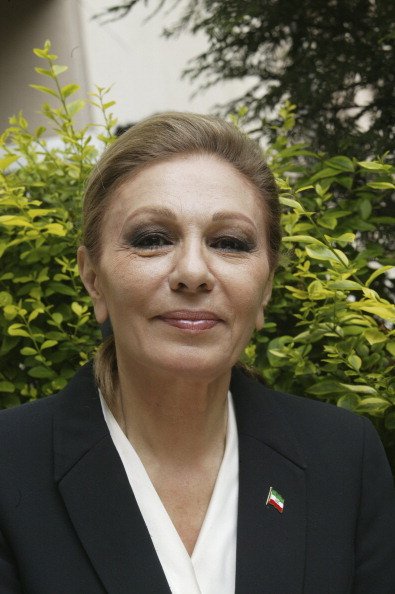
top-left (126, 207), bottom-right (177, 221)
top-left (212, 210), bottom-right (257, 229)
top-left (125, 207), bottom-right (257, 230)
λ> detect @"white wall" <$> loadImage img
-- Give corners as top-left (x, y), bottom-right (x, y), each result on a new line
top-left (1, 0), bottom-right (254, 134)
top-left (0, 0), bottom-right (91, 132)
top-left (79, 0), bottom-right (253, 127)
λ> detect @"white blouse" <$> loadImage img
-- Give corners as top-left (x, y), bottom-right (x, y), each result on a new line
top-left (99, 390), bottom-right (239, 594)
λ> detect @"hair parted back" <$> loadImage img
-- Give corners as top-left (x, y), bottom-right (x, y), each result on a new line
top-left (81, 111), bottom-right (281, 401)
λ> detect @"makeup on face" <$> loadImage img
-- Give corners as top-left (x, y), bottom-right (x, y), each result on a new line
top-left (85, 154), bottom-right (272, 379)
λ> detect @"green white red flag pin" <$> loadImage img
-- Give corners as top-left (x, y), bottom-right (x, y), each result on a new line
top-left (266, 487), bottom-right (285, 513)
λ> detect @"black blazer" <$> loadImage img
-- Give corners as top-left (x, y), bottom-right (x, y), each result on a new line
top-left (0, 363), bottom-right (394, 594)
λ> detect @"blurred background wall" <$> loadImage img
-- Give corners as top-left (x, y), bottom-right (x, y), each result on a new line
top-left (0, 0), bottom-right (91, 131)
top-left (0, 0), bottom-right (252, 132)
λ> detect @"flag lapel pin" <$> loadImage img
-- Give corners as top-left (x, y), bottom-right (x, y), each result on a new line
top-left (266, 486), bottom-right (285, 513)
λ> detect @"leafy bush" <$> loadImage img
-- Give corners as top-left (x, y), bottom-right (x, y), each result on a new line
top-left (242, 103), bottom-right (395, 469)
top-left (1, 44), bottom-right (394, 470)
top-left (0, 41), bottom-right (115, 402)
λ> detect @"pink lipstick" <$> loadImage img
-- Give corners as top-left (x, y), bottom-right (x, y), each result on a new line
top-left (157, 310), bottom-right (221, 331)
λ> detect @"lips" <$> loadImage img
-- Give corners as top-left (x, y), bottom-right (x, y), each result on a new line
top-left (156, 310), bottom-right (222, 331)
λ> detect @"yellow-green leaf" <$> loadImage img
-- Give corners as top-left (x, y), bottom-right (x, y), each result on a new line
top-left (8, 324), bottom-right (30, 338)
top-left (28, 309), bottom-right (44, 323)
top-left (349, 303), bottom-right (395, 323)
top-left (20, 347), bottom-right (37, 356)
top-left (45, 223), bottom-right (67, 236)
top-left (307, 280), bottom-right (334, 300)
top-left (52, 313), bottom-right (63, 325)
top-left (325, 156), bottom-right (354, 172)
top-left (329, 280), bottom-right (362, 291)
top-left (0, 381), bottom-right (15, 393)
top-left (0, 154), bottom-right (18, 170)
top-left (306, 380), bottom-right (344, 396)
top-left (284, 286), bottom-right (308, 299)
top-left (367, 182), bottom-right (395, 190)
top-left (324, 232), bottom-right (355, 244)
top-left (52, 65), bottom-right (68, 77)
top-left (41, 340), bottom-right (58, 350)
top-left (337, 394), bottom-right (360, 410)
top-left (340, 383), bottom-right (377, 395)
top-left (71, 302), bottom-right (83, 316)
top-left (0, 215), bottom-right (32, 227)
top-left (268, 349), bottom-right (288, 358)
top-left (279, 197), bottom-right (305, 210)
top-left (305, 244), bottom-right (338, 262)
top-left (356, 398), bottom-right (391, 415)
top-left (333, 249), bottom-right (349, 266)
top-left (35, 67), bottom-right (53, 78)
top-left (282, 235), bottom-right (324, 245)
top-left (67, 99), bottom-right (85, 117)
top-left (348, 354), bottom-right (362, 371)
top-left (357, 161), bottom-right (388, 171)
top-left (3, 305), bottom-right (19, 320)
top-left (364, 328), bottom-right (386, 345)
top-left (30, 84), bottom-right (58, 98)
top-left (33, 48), bottom-right (48, 59)
top-left (27, 208), bottom-right (53, 219)
top-left (0, 292), bottom-right (12, 307)
top-left (310, 167), bottom-right (338, 182)
top-left (365, 266), bottom-right (394, 287)
top-left (295, 185), bottom-right (314, 193)
top-left (28, 366), bottom-right (55, 379)
top-left (61, 83), bottom-right (79, 98)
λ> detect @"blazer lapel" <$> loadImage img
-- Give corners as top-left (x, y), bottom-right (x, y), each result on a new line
top-left (231, 368), bottom-right (307, 594)
top-left (52, 363), bottom-right (306, 593)
top-left (53, 363), bottom-right (171, 594)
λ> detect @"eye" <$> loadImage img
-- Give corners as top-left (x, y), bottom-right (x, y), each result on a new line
top-left (130, 231), bottom-right (173, 250)
top-left (210, 236), bottom-right (254, 253)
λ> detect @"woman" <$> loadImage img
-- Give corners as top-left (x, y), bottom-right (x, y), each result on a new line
top-left (0, 112), bottom-right (394, 594)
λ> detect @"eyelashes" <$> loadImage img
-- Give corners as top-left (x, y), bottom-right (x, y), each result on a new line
top-left (130, 231), bottom-right (172, 250)
top-left (126, 228), bottom-right (256, 253)
top-left (209, 236), bottom-right (255, 253)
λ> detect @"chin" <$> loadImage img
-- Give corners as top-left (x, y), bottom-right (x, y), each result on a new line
top-left (153, 351), bottom-right (234, 381)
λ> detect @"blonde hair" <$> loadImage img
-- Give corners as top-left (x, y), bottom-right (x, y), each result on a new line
top-left (81, 112), bottom-right (281, 400)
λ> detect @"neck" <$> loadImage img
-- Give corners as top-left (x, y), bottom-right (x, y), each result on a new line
top-left (108, 361), bottom-right (231, 467)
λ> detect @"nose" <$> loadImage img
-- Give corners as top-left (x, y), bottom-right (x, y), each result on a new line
top-left (168, 239), bottom-right (215, 293)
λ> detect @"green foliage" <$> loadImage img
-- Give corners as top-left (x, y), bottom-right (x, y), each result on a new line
top-left (241, 101), bottom-right (395, 470)
top-left (102, 0), bottom-right (395, 158)
top-left (1, 45), bottom-right (394, 472)
top-left (0, 41), bottom-right (116, 405)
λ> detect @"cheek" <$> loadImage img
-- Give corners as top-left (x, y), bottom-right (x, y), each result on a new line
top-left (100, 256), bottom-right (167, 312)
top-left (227, 260), bottom-right (270, 303)
top-left (225, 270), bottom-right (268, 325)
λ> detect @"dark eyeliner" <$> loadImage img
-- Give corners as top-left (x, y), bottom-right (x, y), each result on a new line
top-left (126, 226), bottom-right (173, 249)
top-left (210, 235), bottom-right (256, 252)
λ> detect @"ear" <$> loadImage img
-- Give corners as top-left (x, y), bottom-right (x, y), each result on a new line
top-left (77, 246), bottom-right (109, 324)
top-left (255, 274), bottom-right (274, 331)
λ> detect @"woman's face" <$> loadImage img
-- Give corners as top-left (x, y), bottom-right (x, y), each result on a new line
top-left (79, 154), bottom-right (273, 381)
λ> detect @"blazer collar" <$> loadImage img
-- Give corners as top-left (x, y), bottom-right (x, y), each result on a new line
top-left (53, 362), bottom-right (171, 594)
top-left (230, 366), bottom-right (306, 469)
top-left (53, 363), bottom-right (307, 594)
top-left (231, 367), bottom-right (307, 594)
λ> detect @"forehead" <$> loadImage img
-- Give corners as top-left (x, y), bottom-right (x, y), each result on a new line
top-left (109, 154), bottom-right (265, 223)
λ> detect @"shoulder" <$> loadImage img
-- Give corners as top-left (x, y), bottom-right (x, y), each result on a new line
top-left (230, 366), bottom-right (388, 477)
top-left (231, 365), bottom-right (365, 437)
top-left (0, 394), bottom-right (61, 508)
top-left (0, 363), bottom-right (94, 459)
top-left (0, 363), bottom-right (100, 509)
top-left (0, 391), bottom-right (60, 438)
